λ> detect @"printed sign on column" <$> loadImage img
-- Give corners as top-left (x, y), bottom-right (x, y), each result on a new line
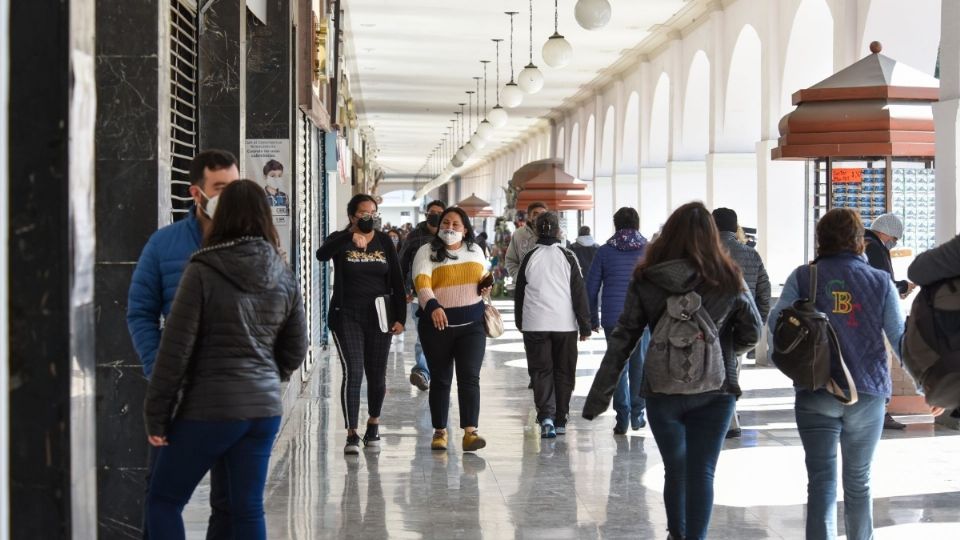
top-left (246, 139), bottom-right (292, 260)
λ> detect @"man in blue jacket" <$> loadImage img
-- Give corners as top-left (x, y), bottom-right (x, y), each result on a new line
top-left (127, 149), bottom-right (239, 539)
top-left (585, 207), bottom-right (649, 434)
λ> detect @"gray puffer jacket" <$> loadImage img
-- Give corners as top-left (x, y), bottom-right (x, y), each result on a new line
top-left (582, 259), bottom-right (761, 419)
top-left (719, 231), bottom-right (771, 322)
top-left (144, 237), bottom-right (308, 437)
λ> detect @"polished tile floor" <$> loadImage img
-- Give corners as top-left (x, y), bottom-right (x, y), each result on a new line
top-left (186, 300), bottom-right (960, 539)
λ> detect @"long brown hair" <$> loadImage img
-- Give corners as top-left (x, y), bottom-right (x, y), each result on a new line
top-left (636, 201), bottom-right (744, 294)
top-left (205, 179), bottom-right (281, 248)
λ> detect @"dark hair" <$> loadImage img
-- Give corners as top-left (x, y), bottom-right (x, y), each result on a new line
top-left (711, 207), bottom-right (739, 233)
top-left (189, 149), bottom-right (238, 187)
top-left (613, 207), bottom-right (640, 231)
top-left (578, 226), bottom-right (591, 236)
top-left (536, 212), bottom-right (561, 238)
top-left (263, 159), bottom-right (284, 176)
top-left (816, 208), bottom-right (864, 257)
top-left (526, 201), bottom-right (547, 214)
top-left (429, 207), bottom-right (476, 263)
top-left (426, 200), bottom-right (447, 213)
top-left (345, 193), bottom-right (378, 227)
top-left (205, 179), bottom-right (280, 248)
top-left (636, 201), bottom-right (744, 294)
top-left (477, 231), bottom-right (488, 241)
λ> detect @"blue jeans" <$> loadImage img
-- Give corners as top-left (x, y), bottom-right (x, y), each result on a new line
top-left (143, 446), bottom-right (231, 539)
top-left (646, 393), bottom-right (736, 540)
top-left (147, 416), bottom-right (282, 540)
top-left (611, 328), bottom-right (649, 427)
top-left (410, 303), bottom-right (430, 379)
top-left (795, 390), bottom-right (885, 540)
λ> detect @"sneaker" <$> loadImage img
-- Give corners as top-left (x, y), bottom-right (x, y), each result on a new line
top-left (725, 428), bottom-right (742, 439)
top-left (363, 423), bottom-right (381, 447)
top-left (410, 371), bottom-right (430, 391)
top-left (431, 430), bottom-right (448, 451)
top-left (344, 433), bottom-right (361, 454)
top-left (555, 424), bottom-right (566, 435)
top-left (462, 430), bottom-right (487, 452)
top-left (631, 413), bottom-right (647, 431)
top-left (883, 413), bottom-right (906, 430)
top-left (541, 421), bottom-right (557, 439)
top-left (614, 419), bottom-right (628, 435)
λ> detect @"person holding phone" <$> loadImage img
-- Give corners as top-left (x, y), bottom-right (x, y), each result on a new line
top-left (316, 194), bottom-right (407, 455)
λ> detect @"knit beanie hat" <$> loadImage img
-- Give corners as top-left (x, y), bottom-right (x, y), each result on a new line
top-left (712, 208), bottom-right (738, 233)
top-left (870, 213), bottom-right (904, 240)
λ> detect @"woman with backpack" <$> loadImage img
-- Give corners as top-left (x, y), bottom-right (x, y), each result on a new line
top-left (316, 194), bottom-right (407, 455)
top-left (582, 201), bottom-right (761, 540)
top-left (144, 179), bottom-right (308, 539)
top-left (768, 208), bottom-right (905, 540)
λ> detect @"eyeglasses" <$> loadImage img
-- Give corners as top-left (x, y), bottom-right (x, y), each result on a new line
top-left (356, 212), bottom-right (381, 221)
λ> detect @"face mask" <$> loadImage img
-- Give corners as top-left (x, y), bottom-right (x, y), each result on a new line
top-left (267, 176), bottom-right (284, 190)
top-left (439, 229), bottom-right (463, 246)
top-left (391, 237), bottom-right (399, 247)
top-left (884, 239), bottom-right (897, 250)
top-left (427, 213), bottom-right (441, 228)
top-left (199, 191), bottom-right (219, 219)
top-left (356, 217), bottom-right (375, 234)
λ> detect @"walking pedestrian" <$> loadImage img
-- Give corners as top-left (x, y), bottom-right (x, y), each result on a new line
top-left (143, 179), bottom-right (307, 540)
top-left (316, 194), bottom-right (407, 454)
top-left (505, 201), bottom-right (548, 283)
top-left (515, 212), bottom-right (592, 438)
top-left (568, 225), bottom-right (600, 276)
top-left (583, 202), bottom-right (761, 540)
top-left (412, 207), bottom-right (491, 452)
top-left (768, 208), bottom-right (905, 540)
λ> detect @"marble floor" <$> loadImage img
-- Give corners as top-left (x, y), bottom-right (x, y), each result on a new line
top-left (186, 300), bottom-right (960, 539)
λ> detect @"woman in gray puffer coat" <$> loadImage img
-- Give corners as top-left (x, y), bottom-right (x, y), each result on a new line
top-left (144, 179), bottom-right (307, 540)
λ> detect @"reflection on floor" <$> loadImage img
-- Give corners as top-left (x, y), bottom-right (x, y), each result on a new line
top-left (185, 300), bottom-right (960, 539)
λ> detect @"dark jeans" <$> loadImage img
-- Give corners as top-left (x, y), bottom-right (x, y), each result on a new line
top-left (143, 441), bottom-right (232, 539)
top-left (147, 416), bottom-right (282, 540)
top-left (795, 390), bottom-right (885, 540)
top-left (610, 327), bottom-right (649, 427)
top-left (523, 331), bottom-right (578, 425)
top-left (646, 393), bottom-right (736, 540)
top-left (418, 319), bottom-right (486, 429)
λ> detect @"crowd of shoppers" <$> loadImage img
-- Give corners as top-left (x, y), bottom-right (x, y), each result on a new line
top-left (127, 149), bottom-right (958, 540)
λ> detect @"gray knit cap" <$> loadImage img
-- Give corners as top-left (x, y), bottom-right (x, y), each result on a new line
top-left (870, 213), bottom-right (904, 240)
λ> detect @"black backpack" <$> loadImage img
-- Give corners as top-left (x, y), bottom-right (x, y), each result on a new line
top-left (771, 264), bottom-right (858, 404)
top-left (902, 277), bottom-right (960, 408)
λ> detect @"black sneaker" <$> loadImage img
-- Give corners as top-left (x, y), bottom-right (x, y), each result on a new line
top-left (363, 424), bottom-right (381, 447)
top-left (344, 433), bottom-right (361, 454)
top-left (725, 428), bottom-right (742, 439)
top-left (883, 413), bottom-right (906, 430)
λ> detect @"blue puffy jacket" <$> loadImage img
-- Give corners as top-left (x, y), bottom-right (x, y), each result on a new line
top-left (585, 229), bottom-right (648, 330)
top-left (126, 210), bottom-right (203, 378)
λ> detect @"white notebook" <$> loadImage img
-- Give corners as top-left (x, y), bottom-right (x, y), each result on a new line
top-left (374, 296), bottom-right (390, 333)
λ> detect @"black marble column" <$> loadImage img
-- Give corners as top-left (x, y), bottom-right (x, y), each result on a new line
top-left (8, 0), bottom-right (97, 538)
top-left (246, 0), bottom-right (291, 140)
top-left (199, 0), bottom-right (243, 157)
top-left (94, 1), bottom-right (162, 537)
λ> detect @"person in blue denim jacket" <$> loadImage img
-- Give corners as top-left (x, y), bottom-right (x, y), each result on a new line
top-left (767, 208), bottom-right (903, 540)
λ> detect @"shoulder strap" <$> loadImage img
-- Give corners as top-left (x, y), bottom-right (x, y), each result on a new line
top-left (808, 263), bottom-right (818, 303)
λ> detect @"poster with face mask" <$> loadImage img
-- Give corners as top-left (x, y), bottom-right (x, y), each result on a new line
top-left (245, 139), bottom-right (292, 259)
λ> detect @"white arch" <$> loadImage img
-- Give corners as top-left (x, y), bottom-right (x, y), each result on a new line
top-left (680, 51), bottom-right (710, 160)
top-left (557, 126), bottom-right (565, 160)
top-left (860, 0), bottom-right (940, 76)
top-left (598, 106), bottom-right (616, 176)
top-left (648, 73), bottom-right (670, 166)
top-left (782, 0), bottom-right (834, 117)
top-left (621, 92), bottom-right (640, 174)
top-left (567, 123), bottom-right (580, 177)
top-left (721, 24), bottom-right (762, 153)
top-left (582, 115), bottom-right (596, 180)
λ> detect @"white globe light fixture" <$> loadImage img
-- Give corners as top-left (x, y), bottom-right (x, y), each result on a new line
top-left (542, 1), bottom-right (572, 68)
top-left (469, 132), bottom-right (487, 150)
top-left (451, 150), bottom-right (465, 168)
top-left (501, 12), bottom-right (524, 108)
top-left (476, 119), bottom-right (494, 140)
top-left (575, 0), bottom-right (611, 30)
top-left (488, 105), bottom-right (508, 128)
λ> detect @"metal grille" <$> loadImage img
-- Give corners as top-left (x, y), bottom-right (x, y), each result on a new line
top-left (169, 0), bottom-right (199, 220)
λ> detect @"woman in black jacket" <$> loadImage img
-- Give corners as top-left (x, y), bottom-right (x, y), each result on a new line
top-left (316, 194), bottom-right (407, 454)
top-left (144, 179), bottom-right (308, 540)
top-left (583, 201), bottom-right (761, 540)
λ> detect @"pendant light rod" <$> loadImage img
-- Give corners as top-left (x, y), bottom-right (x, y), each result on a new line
top-left (554, 0), bottom-right (558, 33)
top-left (474, 77), bottom-right (482, 124)
top-left (466, 92), bottom-right (474, 134)
top-left (528, 0), bottom-right (534, 64)
top-left (480, 61), bottom-right (490, 114)
top-left (506, 12), bottom-right (518, 82)
top-left (492, 39), bottom-right (503, 105)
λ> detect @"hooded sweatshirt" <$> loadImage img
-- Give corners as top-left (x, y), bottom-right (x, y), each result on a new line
top-left (585, 229), bottom-right (648, 330)
top-left (569, 235), bottom-right (599, 276)
top-left (144, 237), bottom-right (308, 437)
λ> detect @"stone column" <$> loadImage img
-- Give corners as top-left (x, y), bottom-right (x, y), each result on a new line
top-left (199, 0), bottom-right (244, 158)
top-left (934, 0), bottom-right (960, 241)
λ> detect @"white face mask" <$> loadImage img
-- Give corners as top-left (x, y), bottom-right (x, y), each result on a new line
top-left (266, 176), bottom-right (284, 190)
top-left (439, 229), bottom-right (463, 246)
top-left (199, 191), bottom-right (219, 219)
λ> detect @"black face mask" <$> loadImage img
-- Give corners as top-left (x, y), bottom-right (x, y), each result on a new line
top-left (427, 213), bottom-right (441, 228)
top-left (356, 218), bottom-right (375, 233)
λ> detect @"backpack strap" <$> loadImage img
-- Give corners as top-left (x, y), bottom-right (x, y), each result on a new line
top-left (808, 263), bottom-right (818, 304)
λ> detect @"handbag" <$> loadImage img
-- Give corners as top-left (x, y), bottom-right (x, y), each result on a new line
top-left (482, 296), bottom-right (504, 338)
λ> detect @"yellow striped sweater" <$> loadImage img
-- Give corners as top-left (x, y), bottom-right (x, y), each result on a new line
top-left (412, 242), bottom-right (489, 325)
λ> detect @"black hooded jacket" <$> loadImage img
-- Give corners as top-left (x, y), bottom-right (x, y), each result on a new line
top-left (583, 259), bottom-right (761, 419)
top-left (144, 237), bottom-right (308, 437)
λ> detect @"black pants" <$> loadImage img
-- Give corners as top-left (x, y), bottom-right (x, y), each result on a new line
top-left (418, 319), bottom-right (486, 429)
top-left (143, 444), bottom-right (231, 539)
top-left (523, 331), bottom-right (579, 425)
top-left (331, 306), bottom-right (392, 430)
